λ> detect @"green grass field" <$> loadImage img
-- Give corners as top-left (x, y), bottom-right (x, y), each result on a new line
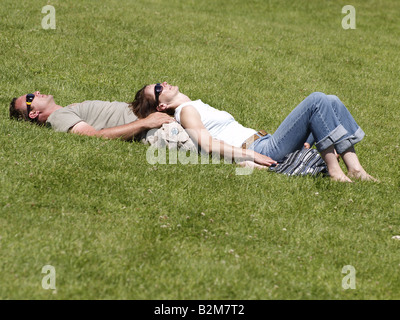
top-left (1, 0), bottom-right (399, 300)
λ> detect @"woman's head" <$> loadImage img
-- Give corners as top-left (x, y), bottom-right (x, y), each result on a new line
top-left (130, 82), bottom-right (182, 118)
top-left (129, 85), bottom-right (157, 119)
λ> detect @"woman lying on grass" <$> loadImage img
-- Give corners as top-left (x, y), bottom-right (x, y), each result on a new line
top-left (131, 82), bottom-right (376, 182)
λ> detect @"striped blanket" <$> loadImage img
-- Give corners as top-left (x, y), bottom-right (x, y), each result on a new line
top-left (269, 148), bottom-right (328, 177)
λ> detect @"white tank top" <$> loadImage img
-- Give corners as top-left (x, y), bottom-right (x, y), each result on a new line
top-left (174, 100), bottom-right (257, 147)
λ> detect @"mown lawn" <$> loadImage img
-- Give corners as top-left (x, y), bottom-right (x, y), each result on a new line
top-left (1, 0), bottom-right (399, 299)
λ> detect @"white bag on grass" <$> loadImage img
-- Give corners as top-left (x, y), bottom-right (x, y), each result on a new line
top-left (141, 122), bottom-right (197, 152)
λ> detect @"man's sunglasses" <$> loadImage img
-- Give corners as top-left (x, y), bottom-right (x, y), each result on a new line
top-left (154, 83), bottom-right (163, 106)
top-left (26, 93), bottom-right (36, 122)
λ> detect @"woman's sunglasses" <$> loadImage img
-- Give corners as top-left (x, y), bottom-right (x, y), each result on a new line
top-left (154, 83), bottom-right (163, 106)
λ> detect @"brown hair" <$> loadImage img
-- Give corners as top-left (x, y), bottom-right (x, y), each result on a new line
top-left (9, 97), bottom-right (41, 125)
top-left (9, 97), bottom-right (28, 121)
top-left (129, 85), bottom-right (158, 119)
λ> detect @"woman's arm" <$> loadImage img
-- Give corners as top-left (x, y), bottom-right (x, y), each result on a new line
top-left (180, 106), bottom-right (277, 166)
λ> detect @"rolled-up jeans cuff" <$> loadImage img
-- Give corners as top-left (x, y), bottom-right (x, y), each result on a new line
top-left (316, 124), bottom-right (347, 152)
top-left (334, 127), bottom-right (365, 154)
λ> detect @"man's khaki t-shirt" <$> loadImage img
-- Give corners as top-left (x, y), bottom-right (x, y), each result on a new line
top-left (46, 100), bottom-right (138, 132)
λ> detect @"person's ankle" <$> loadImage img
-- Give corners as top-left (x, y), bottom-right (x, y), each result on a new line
top-left (328, 166), bottom-right (345, 175)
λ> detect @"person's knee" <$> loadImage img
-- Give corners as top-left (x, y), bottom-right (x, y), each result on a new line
top-left (327, 94), bottom-right (341, 104)
top-left (307, 92), bottom-right (332, 111)
top-left (308, 92), bottom-right (328, 101)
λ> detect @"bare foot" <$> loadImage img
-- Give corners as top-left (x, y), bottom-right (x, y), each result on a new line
top-left (348, 170), bottom-right (379, 182)
top-left (330, 173), bottom-right (353, 183)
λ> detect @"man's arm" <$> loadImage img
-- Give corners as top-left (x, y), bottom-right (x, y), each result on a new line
top-left (70, 112), bottom-right (174, 140)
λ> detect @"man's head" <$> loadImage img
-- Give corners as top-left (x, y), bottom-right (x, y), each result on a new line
top-left (9, 91), bottom-right (57, 124)
top-left (130, 82), bottom-right (181, 118)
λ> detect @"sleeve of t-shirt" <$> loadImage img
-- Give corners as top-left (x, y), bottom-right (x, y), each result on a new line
top-left (46, 107), bottom-right (84, 133)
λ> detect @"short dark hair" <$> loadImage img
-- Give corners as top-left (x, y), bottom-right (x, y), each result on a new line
top-left (129, 85), bottom-right (158, 119)
top-left (9, 97), bottom-right (41, 125)
top-left (9, 97), bottom-right (28, 121)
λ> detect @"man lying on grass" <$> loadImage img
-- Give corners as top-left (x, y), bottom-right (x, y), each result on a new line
top-left (9, 91), bottom-right (174, 140)
top-left (131, 82), bottom-right (377, 182)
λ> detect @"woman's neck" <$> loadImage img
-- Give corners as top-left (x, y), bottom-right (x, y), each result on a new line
top-left (170, 92), bottom-right (192, 110)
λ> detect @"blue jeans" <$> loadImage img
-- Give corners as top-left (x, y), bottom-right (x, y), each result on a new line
top-left (249, 92), bottom-right (365, 161)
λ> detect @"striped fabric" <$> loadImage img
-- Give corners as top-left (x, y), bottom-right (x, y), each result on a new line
top-left (269, 148), bottom-right (328, 177)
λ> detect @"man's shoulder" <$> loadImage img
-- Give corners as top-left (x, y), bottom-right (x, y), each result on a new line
top-left (46, 106), bottom-right (83, 132)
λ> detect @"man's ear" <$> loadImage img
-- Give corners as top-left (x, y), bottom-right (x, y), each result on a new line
top-left (156, 103), bottom-right (168, 112)
top-left (28, 111), bottom-right (39, 120)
